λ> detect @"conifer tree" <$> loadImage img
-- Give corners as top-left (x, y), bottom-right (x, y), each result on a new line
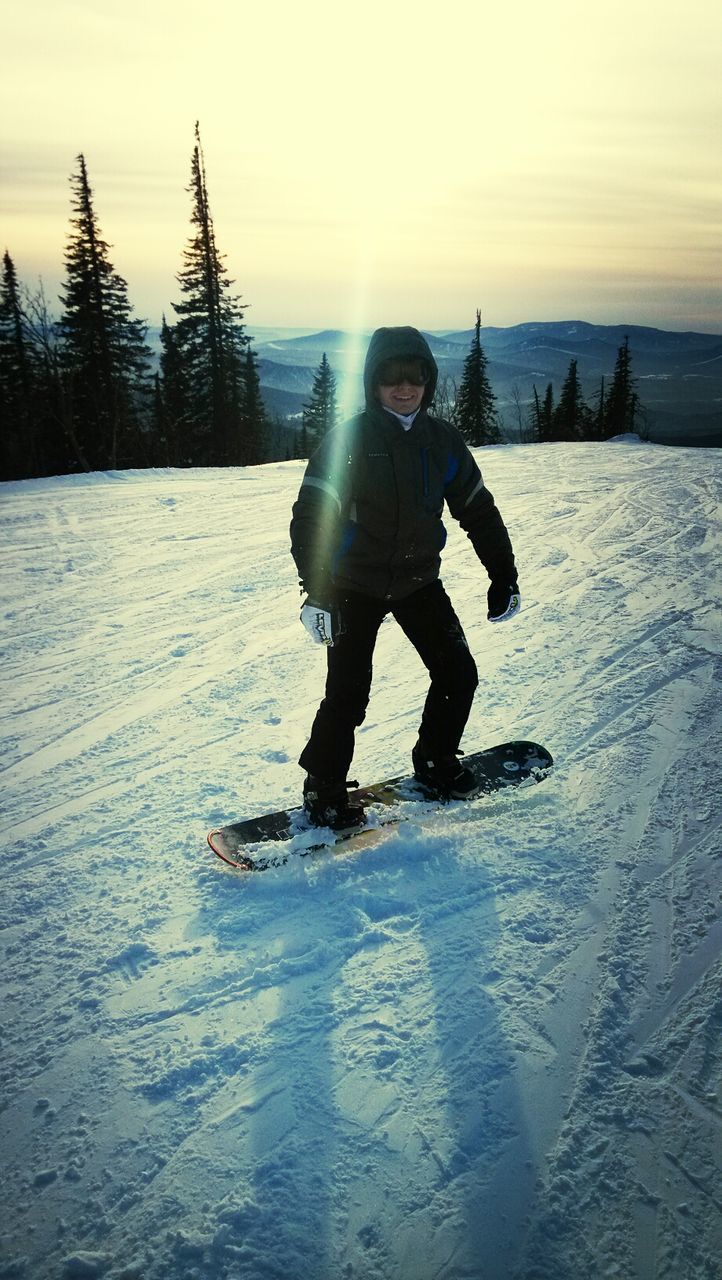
top-left (530, 383), bottom-right (555, 443)
top-left (58, 154), bottom-right (151, 470)
top-left (529, 387), bottom-right (542, 444)
top-left (301, 352), bottom-right (338, 452)
top-left (0, 250), bottom-right (36, 478)
top-left (0, 258), bottom-right (69, 478)
top-left (155, 316), bottom-right (193, 464)
top-left (297, 419), bottom-right (309, 460)
top-left (551, 360), bottom-right (591, 441)
top-left (22, 279), bottom-right (78, 475)
top-left (455, 310), bottom-right (501, 446)
top-left (237, 346), bottom-right (269, 464)
top-left (603, 337), bottom-right (637, 438)
top-left (531, 382), bottom-right (556, 443)
top-left (169, 123), bottom-right (251, 465)
top-left (543, 384), bottom-right (554, 432)
top-left (590, 376), bottom-right (606, 441)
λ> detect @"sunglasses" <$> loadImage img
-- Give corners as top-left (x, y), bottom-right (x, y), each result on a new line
top-left (377, 360), bottom-right (430, 387)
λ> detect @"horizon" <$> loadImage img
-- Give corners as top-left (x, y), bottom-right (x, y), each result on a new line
top-left (242, 318), bottom-right (722, 339)
top-left (23, 313), bottom-right (722, 340)
top-left (107, 317), bottom-right (722, 341)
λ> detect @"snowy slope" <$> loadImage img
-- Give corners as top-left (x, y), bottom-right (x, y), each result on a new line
top-left (1, 442), bottom-right (721, 1280)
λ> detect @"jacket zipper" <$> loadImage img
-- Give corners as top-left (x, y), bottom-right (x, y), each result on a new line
top-left (384, 446), bottom-right (402, 598)
top-left (421, 447), bottom-right (430, 498)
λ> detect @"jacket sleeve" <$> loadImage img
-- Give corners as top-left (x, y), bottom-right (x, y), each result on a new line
top-left (443, 430), bottom-right (517, 584)
top-left (289, 429), bottom-right (353, 602)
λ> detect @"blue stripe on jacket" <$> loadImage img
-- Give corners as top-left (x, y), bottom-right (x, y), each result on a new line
top-left (443, 453), bottom-right (459, 487)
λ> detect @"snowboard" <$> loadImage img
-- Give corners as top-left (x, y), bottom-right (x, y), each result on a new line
top-left (207, 740), bottom-right (553, 872)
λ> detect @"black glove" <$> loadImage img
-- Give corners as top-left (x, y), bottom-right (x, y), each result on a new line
top-left (487, 580), bottom-right (521, 623)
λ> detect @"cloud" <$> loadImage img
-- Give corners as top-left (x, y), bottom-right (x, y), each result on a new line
top-left (4, 0), bottom-right (721, 331)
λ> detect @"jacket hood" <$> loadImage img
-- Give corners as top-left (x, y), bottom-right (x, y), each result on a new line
top-left (363, 326), bottom-right (438, 410)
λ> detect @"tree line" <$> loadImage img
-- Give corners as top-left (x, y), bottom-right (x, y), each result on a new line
top-left (1, 129), bottom-right (642, 481)
top-left (1, 126), bottom-right (273, 480)
top-left (527, 337), bottom-right (642, 443)
top-left (292, 311), bottom-right (642, 457)
top-left (435, 311), bottom-right (642, 447)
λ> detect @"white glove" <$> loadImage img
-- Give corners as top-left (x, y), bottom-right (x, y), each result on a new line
top-left (300, 600), bottom-right (336, 646)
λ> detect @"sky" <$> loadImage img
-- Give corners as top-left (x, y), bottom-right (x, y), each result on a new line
top-left (2, 0), bottom-right (721, 335)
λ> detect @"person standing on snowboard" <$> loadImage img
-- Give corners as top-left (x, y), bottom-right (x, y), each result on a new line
top-left (290, 325), bottom-right (520, 829)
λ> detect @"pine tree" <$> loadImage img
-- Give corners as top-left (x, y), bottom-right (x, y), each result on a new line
top-left (58, 154), bottom-right (151, 470)
top-left (531, 383), bottom-right (555, 443)
top-left (591, 376), bottom-right (606, 441)
top-left (155, 316), bottom-right (193, 464)
top-left (301, 352), bottom-right (338, 452)
top-left (27, 280), bottom-right (94, 476)
top-left (603, 337), bottom-right (637, 438)
top-left (238, 346), bottom-right (269, 464)
top-left (551, 360), bottom-right (591, 441)
top-left (0, 257), bottom-right (69, 478)
top-left (542, 384), bottom-right (554, 439)
top-left (529, 387), bottom-right (541, 443)
top-left (169, 123), bottom-right (250, 465)
top-left (297, 419), bottom-right (309, 460)
top-left (0, 251), bottom-right (36, 478)
top-left (455, 310), bottom-right (501, 446)
top-left (22, 278), bottom-right (78, 475)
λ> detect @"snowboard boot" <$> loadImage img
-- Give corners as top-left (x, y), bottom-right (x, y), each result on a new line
top-left (412, 739), bottom-right (480, 800)
top-left (303, 776), bottom-right (367, 832)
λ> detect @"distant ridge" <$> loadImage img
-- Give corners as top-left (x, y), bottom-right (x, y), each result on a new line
top-left (438, 320), bottom-right (722, 351)
top-left (259, 328), bottom-right (369, 350)
top-left (249, 321), bottom-right (721, 446)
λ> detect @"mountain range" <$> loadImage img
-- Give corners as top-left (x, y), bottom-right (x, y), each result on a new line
top-left (250, 321), bottom-right (722, 446)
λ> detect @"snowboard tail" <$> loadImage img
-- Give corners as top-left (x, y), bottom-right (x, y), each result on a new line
top-left (207, 740), bottom-right (553, 872)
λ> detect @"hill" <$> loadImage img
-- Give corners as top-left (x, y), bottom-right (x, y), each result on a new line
top-left (252, 321), bottom-right (722, 446)
top-left (1, 442), bottom-right (721, 1278)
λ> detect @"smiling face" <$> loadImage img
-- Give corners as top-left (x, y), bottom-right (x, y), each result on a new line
top-left (375, 358), bottom-right (429, 415)
top-left (377, 380), bottom-right (426, 415)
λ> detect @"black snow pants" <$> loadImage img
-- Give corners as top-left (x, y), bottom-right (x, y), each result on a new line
top-left (299, 579), bottom-right (479, 781)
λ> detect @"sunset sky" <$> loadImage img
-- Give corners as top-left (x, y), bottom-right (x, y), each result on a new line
top-left (3, 0), bottom-right (721, 334)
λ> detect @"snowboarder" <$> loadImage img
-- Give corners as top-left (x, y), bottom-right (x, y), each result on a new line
top-left (290, 325), bottom-right (520, 829)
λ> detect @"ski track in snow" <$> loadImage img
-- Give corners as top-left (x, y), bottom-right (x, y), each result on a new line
top-left (0, 443), bottom-right (721, 1280)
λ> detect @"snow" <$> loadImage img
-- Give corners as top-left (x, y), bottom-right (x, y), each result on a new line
top-left (1, 441), bottom-right (721, 1280)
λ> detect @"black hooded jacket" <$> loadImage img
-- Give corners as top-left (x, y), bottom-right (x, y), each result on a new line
top-left (290, 327), bottom-right (516, 603)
